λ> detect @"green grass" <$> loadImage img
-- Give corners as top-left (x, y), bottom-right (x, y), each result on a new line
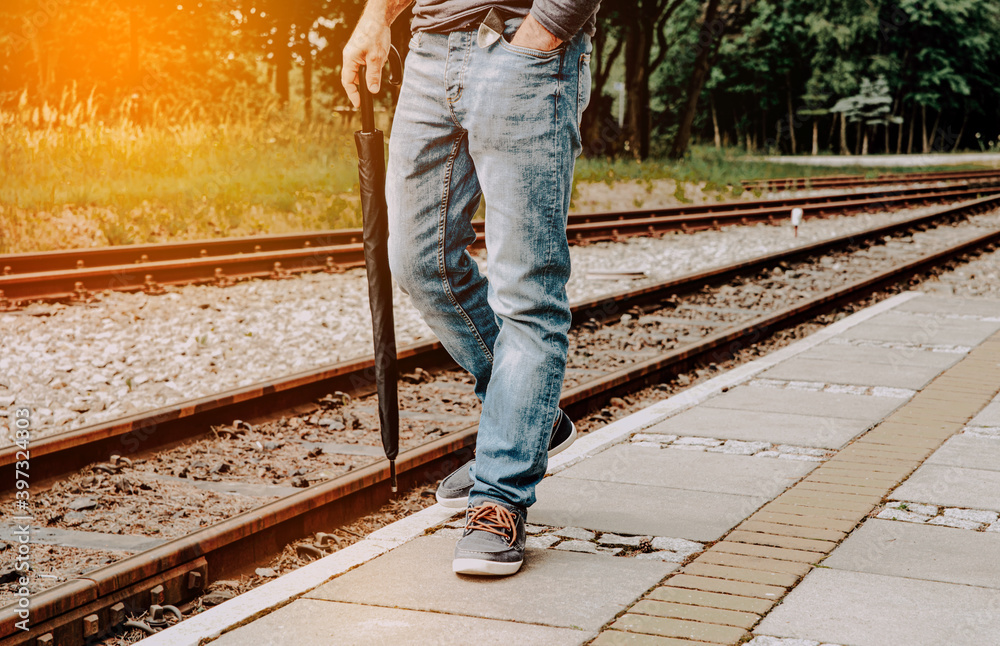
top-left (574, 145), bottom-right (994, 198)
top-left (1, 101), bottom-right (993, 256)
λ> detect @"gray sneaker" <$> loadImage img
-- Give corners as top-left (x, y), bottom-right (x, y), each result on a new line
top-left (453, 501), bottom-right (526, 576)
top-left (436, 409), bottom-right (577, 509)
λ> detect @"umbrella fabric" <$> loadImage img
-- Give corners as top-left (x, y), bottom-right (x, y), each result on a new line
top-left (355, 123), bottom-right (400, 486)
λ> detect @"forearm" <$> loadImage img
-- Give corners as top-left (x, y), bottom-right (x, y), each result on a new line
top-left (360, 0), bottom-right (414, 27)
top-left (529, 0), bottom-right (602, 43)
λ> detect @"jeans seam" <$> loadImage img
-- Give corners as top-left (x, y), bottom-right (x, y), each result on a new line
top-left (531, 49), bottom-right (567, 468)
top-left (438, 133), bottom-right (495, 366)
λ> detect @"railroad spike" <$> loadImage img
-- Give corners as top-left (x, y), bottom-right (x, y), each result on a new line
top-left (110, 602), bottom-right (127, 625)
top-left (76, 259), bottom-right (85, 269)
top-left (143, 275), bottom-right (165, 295)
top-left (213, 267), bottom-right (234, 287)
top-left (271, 261), bottom-right (292, 279)
top-left (72, 281), bottom-right (90, 301)
top-left (83, 614), bottom-right (100, 637)
top-left (200, 249), bottom-right (208, 257)
top-left (324, 256), bottom-right (344, 274)
top-left (2, 265), bottom-right (10, 275)
top-left (187, 571), bottom-right (204, 590)
top-left (254, 244), bottom-right (262, 253)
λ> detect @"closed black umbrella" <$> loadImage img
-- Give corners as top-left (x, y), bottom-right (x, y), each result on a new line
top-left (355, 47), bottom-right (403, 492)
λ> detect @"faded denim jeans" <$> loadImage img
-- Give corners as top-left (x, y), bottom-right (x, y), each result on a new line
top-left (386, 16), bottom-right (592, 512)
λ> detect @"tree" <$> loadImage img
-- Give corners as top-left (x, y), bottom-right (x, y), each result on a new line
top-left (830, 76), bottom-right (900, 154)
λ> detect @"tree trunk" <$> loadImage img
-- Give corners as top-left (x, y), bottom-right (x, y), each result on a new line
top-left (839, 112), bottom-right (850, 155)
top-left (274, 17), bottom-right (292, 106)
top-left (302, 44), bottom-right (313, 123)
top-left (862, 128), bottom-right (869, 155)
top-left (710, 94), bottom-right (721, 149)
top-left (855, 120), bottom-right (862, 155)
top-left (921, 105), bottom-right (928, 152)
top-left (812, 119), bottom-right (818, 155)
top-left (580, 23), bottom-right (623, 157)
top-left (668, 0), bottom-right (723, 159)
top-left (907, 104), bottom-right (916, 154)
top-left (761, 107), bottom-right (767, 150)
top-left (785, 76), bottom-right (797, 155)
top-left (951, 111), bottom-right (968, 152)
top-left (623, 16), bottom-right (653, 159)
top-left (896, 106), bottom-right (905, 154)
top-left (927, 110), bottom-right (941, 151)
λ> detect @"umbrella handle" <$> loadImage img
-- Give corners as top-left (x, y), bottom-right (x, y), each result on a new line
top-left (359, 45), bottom-right (403, 134)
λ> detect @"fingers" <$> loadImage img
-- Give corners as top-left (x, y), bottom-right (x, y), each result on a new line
top-left (341, 56), bottom-right (362, 108)
top-left (365, 52), bottom-right (385, 95)
top-left (341, 20), bottom-right (391, 108)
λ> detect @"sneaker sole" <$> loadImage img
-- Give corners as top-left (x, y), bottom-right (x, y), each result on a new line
top-left (453, 557), bottom-right (523, 576)
top-left (436, 421), bottom-right (577, 510)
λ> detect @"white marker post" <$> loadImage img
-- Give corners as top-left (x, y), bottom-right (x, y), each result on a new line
top-left (791, 207), bottom-right (803, 237)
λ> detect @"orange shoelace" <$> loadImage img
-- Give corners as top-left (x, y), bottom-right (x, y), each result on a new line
top-left (465, 503), bottom-right (519, 546)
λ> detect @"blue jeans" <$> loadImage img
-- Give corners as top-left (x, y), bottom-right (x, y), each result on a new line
top-left (386, 18), bottom-right (592, 512)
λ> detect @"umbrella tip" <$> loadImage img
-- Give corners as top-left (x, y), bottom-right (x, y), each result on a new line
top-left (390, 460), bottom-right (398, 493)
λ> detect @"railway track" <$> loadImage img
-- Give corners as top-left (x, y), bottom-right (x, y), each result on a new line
top-left (2, 180), bottom-right (999, 306)
top-left (741, 167), bottom-right (1000, 191)
top-left (3, 193), bottom-right (1000, 645)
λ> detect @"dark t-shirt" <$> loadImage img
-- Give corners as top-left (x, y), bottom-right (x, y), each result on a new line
top-left (410, 1), bottom-right (601, 42)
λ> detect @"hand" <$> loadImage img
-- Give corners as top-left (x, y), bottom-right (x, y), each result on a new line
top-left (509, 14), bottom-right (563, 52)
top-left (341, 17), bottom-right (392, 108)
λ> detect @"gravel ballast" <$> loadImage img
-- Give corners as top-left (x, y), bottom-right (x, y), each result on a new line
top-left (0, 201), bottom-right (992, 443)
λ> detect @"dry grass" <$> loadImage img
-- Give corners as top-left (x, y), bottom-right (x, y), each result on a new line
top-left (1, 89), bottom-right (363, 254)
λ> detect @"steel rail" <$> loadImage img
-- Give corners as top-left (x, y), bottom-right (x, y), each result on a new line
top-left (3, 177), bottom-right (999, 277)
top-left (3, 194), bottom-right (1000, 644)
top-left (2, 185), bottom-right (998, 304)
top-left (742, 168), bottom-right (1000, 191)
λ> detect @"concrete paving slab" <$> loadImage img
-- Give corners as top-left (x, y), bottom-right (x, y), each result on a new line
top-left (895, 295), bottom-right (1000, 318)
top-left (700, 385), bottom-right (906, 421)
top-left (823, 519), bottom-right (1000, 589)
top-left (531, 476), bottom-right (765, 541)
top-left (554, 445), bottom-right (815, 498)
top-left (970, 401), bottom-right (1000, 427)
top-left (307, 536), bottom-right (674, 631)
top-left (793, 342), bottom-right (962, 369)
top-left (890, 464), bottom-right (1000, 512)
top-left (925, 434), bottom-right (1000, 472)
top-left (760, 357), bottom-right (950, 390)
top-left (836, 312), bottom-right (1000, 346)
top-left (755, 569), bottom-right (1000, 646)
top-left (644, 408), bottom-right (872, 449)
top-left (208, 598), bottom-right (587, 646)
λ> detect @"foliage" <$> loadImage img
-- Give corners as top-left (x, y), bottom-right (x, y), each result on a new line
top-left (830, 76), bottom-right (899, 128)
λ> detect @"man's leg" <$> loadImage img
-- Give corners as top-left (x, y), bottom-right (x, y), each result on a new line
top-left (450, 19), bottom-right (593, 573)
top-left (387, 31), bottom-right (499, 401)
